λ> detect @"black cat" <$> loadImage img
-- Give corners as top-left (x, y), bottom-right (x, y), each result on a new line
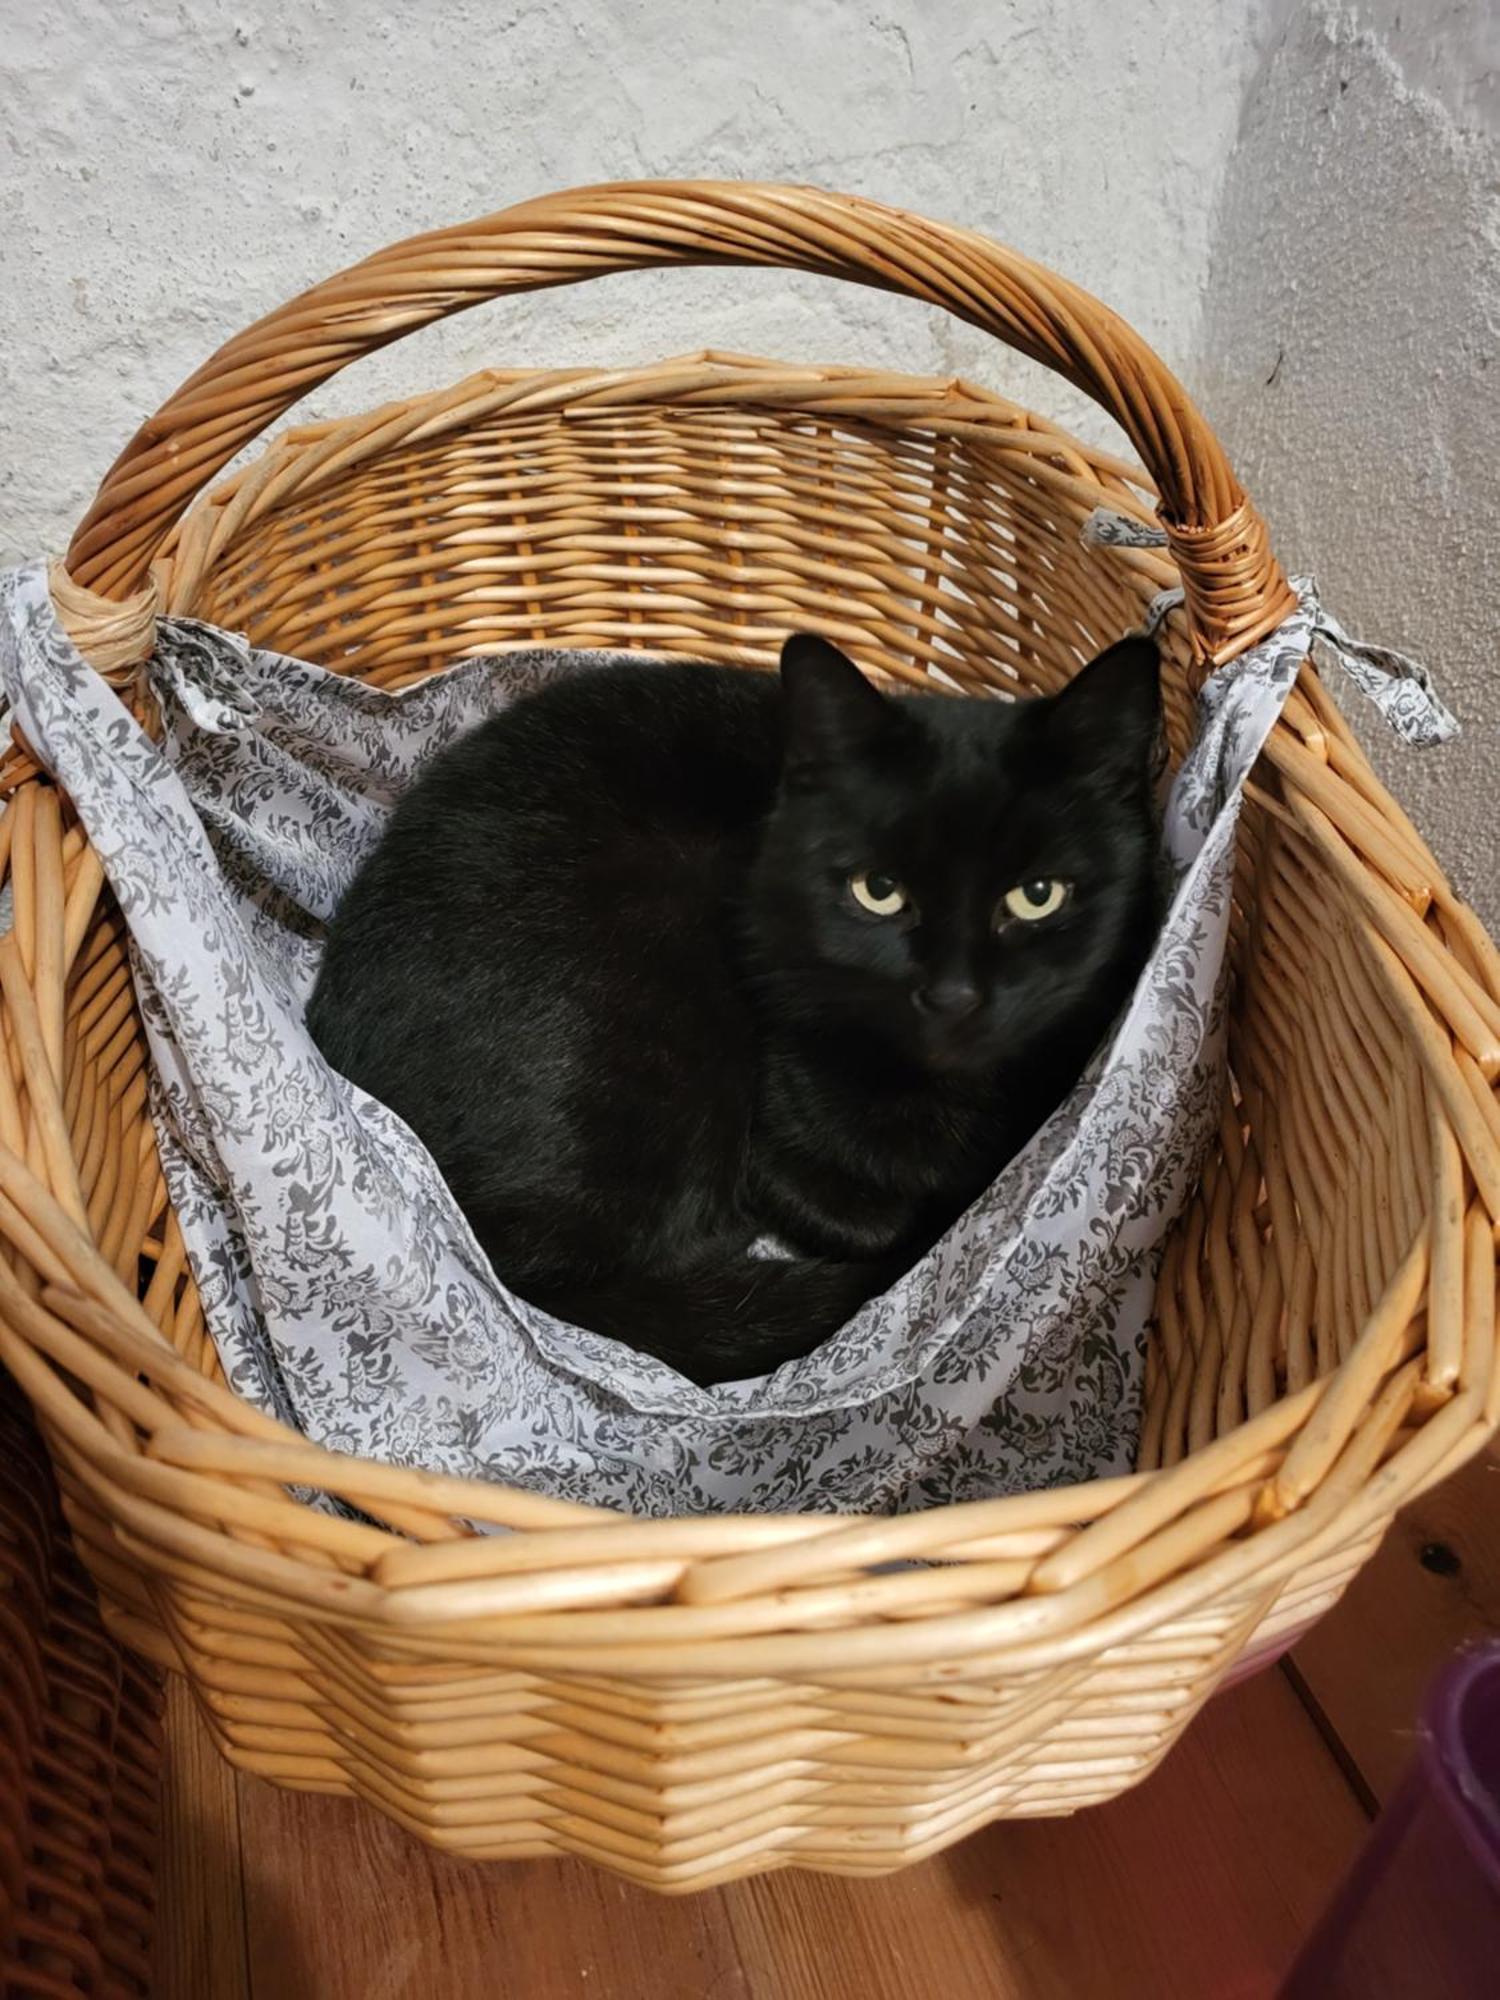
top-left (307, 634), bottom-right (1162, 1385)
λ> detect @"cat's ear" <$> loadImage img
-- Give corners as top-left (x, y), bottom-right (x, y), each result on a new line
top-left (1041, 634), bottom-right (1161, 783)
top-left (779, 634), bottom-right (892, 774)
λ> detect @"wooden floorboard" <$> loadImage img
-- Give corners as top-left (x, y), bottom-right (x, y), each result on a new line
top-left (154, 1678), bottom-right (252, 2000)
top-left (1291, 1440), bottom-right (1500, 1803)
top-left (722, 1667), bottom-right (1366, 2000)
top-left (236, 1769), bottom-right (747, 2000)
top-left (157, 1661), bottom-right (1369, 2000)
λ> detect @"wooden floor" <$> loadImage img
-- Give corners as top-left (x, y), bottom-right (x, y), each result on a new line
top-left (154, 1444), bottom-right (1497, 2000)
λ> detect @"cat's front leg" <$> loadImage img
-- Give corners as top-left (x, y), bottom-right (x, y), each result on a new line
top-left (743, 1148), bottom-right (915, 1262)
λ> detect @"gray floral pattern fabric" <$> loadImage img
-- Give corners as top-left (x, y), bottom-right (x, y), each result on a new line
top-left (1308, 601), bottom-right (1460, 747)
top-left (0, 561), bottom-right (1314, 1515)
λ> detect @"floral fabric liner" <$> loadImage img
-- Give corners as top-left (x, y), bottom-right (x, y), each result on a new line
top-left (0, 562), bottom-right (1345, 1513)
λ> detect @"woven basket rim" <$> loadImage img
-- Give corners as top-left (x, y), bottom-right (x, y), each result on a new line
top-left (61, 177), bottom-right (1298, 663)
top-left (156, 348), bottom-right (1173, 644)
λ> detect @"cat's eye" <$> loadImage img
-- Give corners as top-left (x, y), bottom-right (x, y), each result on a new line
top-left (1002, 878), bottom-right (1070, 923)
top-left (850, 871), bottom-right (909, 917)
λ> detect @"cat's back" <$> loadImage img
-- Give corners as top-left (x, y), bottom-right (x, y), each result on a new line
top-left (407, 661), bottom-right (781, 851)
top-left (319, 661), bottom-right (781, 965)
top-left (309, 660), bottom-right (783, 1270)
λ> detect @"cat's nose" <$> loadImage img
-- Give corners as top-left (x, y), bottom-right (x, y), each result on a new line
top-left (914, 979), bottom-right (982, 1021)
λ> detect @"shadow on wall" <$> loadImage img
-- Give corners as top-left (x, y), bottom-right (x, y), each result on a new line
top-left (1195, 0), bottom-right (1500, 933)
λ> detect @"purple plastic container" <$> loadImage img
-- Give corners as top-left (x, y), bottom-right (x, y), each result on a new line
top-left (1281, 1643), bottom-right (1500, 1996)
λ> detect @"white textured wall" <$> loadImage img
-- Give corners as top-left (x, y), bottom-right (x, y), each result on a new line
top-left (1, 0), bottom-right (1493, 926)
top-left (1200, 0), bottom-right (1499, 930)
top-left (1, 0), bottom-right (1262, 553)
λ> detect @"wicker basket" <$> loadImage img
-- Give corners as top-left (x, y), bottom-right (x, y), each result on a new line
top-left (1, 182), bottom-right (1496, 1892)
top-left (0, 1369), bottom-right (161, 1993)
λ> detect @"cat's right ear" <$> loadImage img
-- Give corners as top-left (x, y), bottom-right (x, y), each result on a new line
top-left (779, 634), bottom-right (891, 778)
top-left (1041, 633), bottom-right (1161, 785)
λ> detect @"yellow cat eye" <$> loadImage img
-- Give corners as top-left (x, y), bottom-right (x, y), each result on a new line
top-left (850, 871), bottom-right (909, 917)
top-left (1002, 878), bottom-right (1070, 923)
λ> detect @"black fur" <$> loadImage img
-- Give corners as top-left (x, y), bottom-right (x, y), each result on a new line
top-left (307, 635), bottom-right (1162, 1385)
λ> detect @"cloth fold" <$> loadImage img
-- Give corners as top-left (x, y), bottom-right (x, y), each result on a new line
top-left (0, 561), bottom-right (1314, 1514)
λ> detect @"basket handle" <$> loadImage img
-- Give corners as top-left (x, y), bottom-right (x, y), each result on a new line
top-left (63, 180), bottom-right (1295, 664)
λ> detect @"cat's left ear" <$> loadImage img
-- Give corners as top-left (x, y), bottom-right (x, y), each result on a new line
top-left (779, 634), bottom-right (892, 776)
top-left (1041, 634), bottom-right (1161, 782)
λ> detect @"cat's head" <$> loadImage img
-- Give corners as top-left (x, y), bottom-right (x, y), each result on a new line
top-left (745, 632), bottom-right (1163, 1076)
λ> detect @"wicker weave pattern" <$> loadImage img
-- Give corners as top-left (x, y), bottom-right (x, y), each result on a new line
top-left (0, 1375), bottom-right (161, 1992)
top-left (0, 183), bottom-right (1495, 1891)
top-left (64, 181), bottom-right (1297, 659)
